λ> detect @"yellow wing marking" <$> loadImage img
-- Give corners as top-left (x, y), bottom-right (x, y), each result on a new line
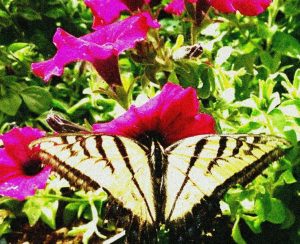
top-left (31, 134), bottom-right (156, 225)
top-left (164, 134), bottom-right (290, 222)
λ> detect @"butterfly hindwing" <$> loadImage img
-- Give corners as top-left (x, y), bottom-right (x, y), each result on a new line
top-left (164, 134), bottom-right (289, 223)
top-left (31, 134), bottom-right (156, 226)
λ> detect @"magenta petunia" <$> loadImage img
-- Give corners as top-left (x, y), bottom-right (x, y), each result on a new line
top-left (209, 0), bottom-right (272, 16)
top-left (0, 127), bottom-right (51, 200)
top-left (85, 0), bottom-right (151, 28)
top-left (93, 82), bottom-right (216, 147)
top-left (164, 0), bottom-right (197, 16)
top-left (31, 12), bottom-right (159, 88)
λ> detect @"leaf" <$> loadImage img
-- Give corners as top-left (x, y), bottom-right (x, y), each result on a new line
top-left (272, 32), bottom-right (300, 59)
top-left (266, 198), bottom-right (286, 224)
top-left (279, 170), bottom-right (297, 185)
top-left (237, 121), bottom-right (261, 133)
top-left (215, 46), bottom-right (234, 65)
top-left (63, 202), bottom-right (81, 225)
top-left (232, 216), bottom-right (247, 244)
top-left (260, 51), bottom-right (280, 72)
top-left (0, 9), bottom-right (11, 28)
top-left (281, 208), bottom-right (295, 229)
top-left (19, 8), bottom-right (42, 21)
top-left (23, 199), bottom-right (42, 226)
top-left (8, 43), bottom-right (29, 53)
top-left (242, 214), bottom-right (262, 234)
top-left (0, 90), bottom-right (22, 116)
top-left (269, 109), bottom-right (286, 132)
top-left (284, 129), bottom-right (298, 146)
top-left (44, 8), bottom-right (66, 19)
top-left (20, 86), bottom-right (52, 114)
top-left (40, 200), bottom-right (59, 229)
top-left (255, 194), bottom-right (271, 221)
top-left (279, 100), bottom-right (300, 118)
top-left (293, 69), bottom-right (300, 91)
top-left (0, 220), bottom-right (11, 237)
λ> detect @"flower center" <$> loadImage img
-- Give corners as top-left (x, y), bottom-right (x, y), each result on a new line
top-left (22, 159), bottom-right (43, 176)
top-left (137, 130), bottom-right (166, 148)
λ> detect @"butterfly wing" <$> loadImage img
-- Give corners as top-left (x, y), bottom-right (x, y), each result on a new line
top-left (31, 134), bottom-right (156, 226)
top-left (164, 134), bottom-right (290, 224)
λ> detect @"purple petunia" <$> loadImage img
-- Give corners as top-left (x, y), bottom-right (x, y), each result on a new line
top-left (0, 127), bottom-right (51, 200)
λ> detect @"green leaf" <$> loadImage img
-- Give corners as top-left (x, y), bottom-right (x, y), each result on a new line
top-left (266, 198), bottom-right (286, 224)
top-left (237, 121), bottom-right (261, 133)
top-left (23, 199), bottom-right (42, 226)
top-left (255, 194), bottom-right (271, 221)
top-left (20, 86), bottom-right (52, 114)
top-left (8, 43), bottom-right (29, 53)
top-left (44, 8), bottom-right (66, 19)
top-left (284, 129), bottom-right (298, 146)
top-left (232, 216), bottom-right (247, 244)
top-left (293, 69), bottom-right (300, 91)
top-left (19, 8), bottom-right (42, 21)
top-left (279, 170), bottom-right (297, 185)
top-left (260, 51), bottom-right (280, 72)
top-left (0, 220), bottom-right (11, 237)
top-left (40, 200), bottom-right (59, 229)
top-left (0, 90), bottom-right (22, 116)
top-left (269, 109), bottom-right (286, 132)
top-left (242, 215), bottom-right (262, 234)
top-left (0, 9), bottom-right (11, 28)
top-left (272, 32), bottom-right (300, 59)
top-left (215, 46), bottom-right (233, 65)
top-left (281, 207), bottom-right (295, 229)
top-left (279, 100), bottom-right (300, 118)
top-left (63, 202), bottom-right (81, 225)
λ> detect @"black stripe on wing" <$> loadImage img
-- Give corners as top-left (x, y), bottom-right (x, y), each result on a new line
top-left (166, 137), bottom-right (208, 221)
top-left (113, 136), bottom-right (156, 225)
top-left (38, 151), bottom-right (100, 192)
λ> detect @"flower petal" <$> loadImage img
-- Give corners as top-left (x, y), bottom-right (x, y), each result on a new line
top-left (0, 127), bottom-right (45, 164)
top-left (85, 0), bottom-right (129, 28)
top-left (0, 127), bottom-right (50, 200)
top-left (232, 0), bottom-right (272, 16)
top-left (85, 0), bottom-right (150, 28)
top-left (93, 82), bottom-right (216, 146)
top-left (31, 12), bottom-right (159, 87)
top-left (164, 0), bottom-right (197, 15)
top-left (0, 148), bottom-right (23, 184)
top-left (0, 166), bottom-right (51, 201)
top-left (209, 0), bottom-right (272, 16)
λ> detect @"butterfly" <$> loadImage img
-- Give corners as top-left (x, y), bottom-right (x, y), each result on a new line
top-left (30, 119), bottom-right (290, 243)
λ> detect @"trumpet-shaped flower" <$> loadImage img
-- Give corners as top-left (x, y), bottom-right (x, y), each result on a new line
top-left (93, 82), bottom-right (216, 147)
top-left (164, 0), bottom-right (271, 16)
top-left (209, 0), bottom-right (272, 16)
top-left (85, 0), bottom-right (151, 28)
top-left (0, 127), bottom-right (51, 200)
top-left (31, 12), bottom-right (159, 88)
top-left (165, 0), bottom-right (197, 15)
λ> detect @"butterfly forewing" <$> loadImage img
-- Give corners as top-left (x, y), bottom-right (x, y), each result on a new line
top-left (31, 134), bottom-right (157, 226)
top-left (164, 134), bottom-right (290, 223)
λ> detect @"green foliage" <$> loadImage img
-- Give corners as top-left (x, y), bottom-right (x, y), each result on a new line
top-left (0, 0), bottom-right (299, 243)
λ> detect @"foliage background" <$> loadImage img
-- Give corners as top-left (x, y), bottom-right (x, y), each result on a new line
top-left (0, 0), bottom-right (299, 243)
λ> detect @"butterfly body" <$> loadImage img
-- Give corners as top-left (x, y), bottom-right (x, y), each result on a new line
top-left (31, 133), bottom-right (290, 242)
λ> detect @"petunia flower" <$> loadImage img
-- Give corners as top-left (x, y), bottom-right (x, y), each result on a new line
top-left (164, 0), bottom-right (271, 16)
top-left (209, 0), bottom-right (272, 16)
top-left (31, 12), bottom-right (159, 88)
top-left (165, 0), bottom-right (197, 16)
top-left (85, 0), bottom-right (151, 28)
top-left (0, 127), bottom-right (51, 200)
top-left (93, 82), bottom-right (216, 147)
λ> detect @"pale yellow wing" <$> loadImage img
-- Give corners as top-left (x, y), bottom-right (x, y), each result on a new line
top-left (31, 134), bottom-right (156, 226)
top-left (164, 134), bottom-right (290, 223)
